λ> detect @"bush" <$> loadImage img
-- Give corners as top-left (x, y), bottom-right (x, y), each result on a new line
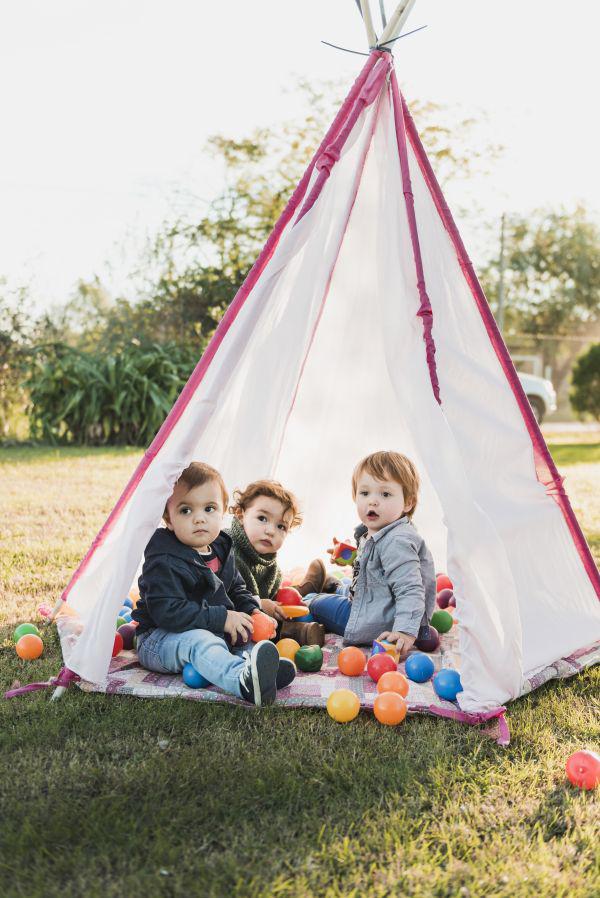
top-left (27, 342), bottom-right (196, 445)
top-left (570, 343), bottom-right (600, 420)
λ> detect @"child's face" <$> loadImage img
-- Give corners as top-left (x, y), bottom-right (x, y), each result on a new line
top-left (165, 479), bottom-right (224, 552)
top-left (355, 471), bottom-right (412, 534)
top-left (240, 496), bottom-right (292, 555)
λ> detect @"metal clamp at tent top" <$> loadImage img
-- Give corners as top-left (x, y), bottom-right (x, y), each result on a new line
top-left (323, 1), bottom-right (423, 57)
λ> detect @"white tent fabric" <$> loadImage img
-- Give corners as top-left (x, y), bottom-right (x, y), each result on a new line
top-left (58, 52), bottom-right (600, 712)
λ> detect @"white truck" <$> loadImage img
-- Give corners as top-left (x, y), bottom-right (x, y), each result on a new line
top-left (517, 372), bottom-right (557, 423)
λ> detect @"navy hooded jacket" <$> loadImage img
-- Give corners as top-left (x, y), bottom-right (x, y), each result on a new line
top-left (132, 527), bottom-right (259, 636)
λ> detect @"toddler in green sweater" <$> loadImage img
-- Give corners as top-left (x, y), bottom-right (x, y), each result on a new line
top-left (229, 480), bottom-right (330, 647)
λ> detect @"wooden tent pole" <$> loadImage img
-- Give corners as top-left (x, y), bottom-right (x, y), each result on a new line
top-left (359, 0), bottom-right (378, 48)
top-left (378, 0), bottom-right (416, 46)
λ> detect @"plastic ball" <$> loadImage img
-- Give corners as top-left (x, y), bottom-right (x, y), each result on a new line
top-left (338, 646), bottom-right (366, 676)
top-left (121, 611), bottom-right (133, 623)
top-left (405, 653), bottom-right (435, 683)
top-left (118, 607), bottom-right (131, 618)
top-left (182, 663), bottom-right (211, 689)
top-left (276, 638), bottom-right (301, 661)
top-left (448, 594), bottom-right (456, 608)
top-left (276, 586), bottom-right (304, 607)
top-left (116, 616), bottom-right (128, 630)
top-left (430, 610), bottom-right (453, 634)
top-left (117, 623), bottom-right (137, 651)
top-left (367, 653), bottom-right (397, 683)
top-left (433, 668), bottom-right (463, 702)
top-left (122, 597), bottom-right (134, 609)
top-left (326, 688), bottom-right (360, 723)
top-left (414, 625), bottom-right (440, 653)
top-left (436, 588), bottom-right (453, 609)
top-left (295, 613), bottom-right (314, 623)
top-left (15, 633), bottom-right (44, 660)
top-left (377, 671), bottom-right (409, 697)
top-left (112, 633), bottom-right (124, 657)
top-left (566, 750), bottom-right (600, 790)
top-left (373, 692), bottom-right (407, 725)
top-left (436, 573), bottom-right (453, 592)
top-left (13, 623), bottom-right (40, 643)
top-left (128, 586), bottom-right (140, 604)
top-left (251, 611), bottom-right (277, 642)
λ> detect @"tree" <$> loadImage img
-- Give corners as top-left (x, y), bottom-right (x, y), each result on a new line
top-left (570, 343), bottom-right (600, 420)
top-left (481, 207), bottom-right (600, 393)
top-left (0, 282), bottom-right (32, 437)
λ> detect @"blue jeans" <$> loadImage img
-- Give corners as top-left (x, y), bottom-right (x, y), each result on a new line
top-left (137, 628), bottom-right (249, 698)
top-left (305, 593), bottom-right (352, 636)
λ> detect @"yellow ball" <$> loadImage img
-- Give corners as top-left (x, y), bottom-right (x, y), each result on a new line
top-left (276, 638), bottom-right (301, 661)
top-left (326, 688), bottom-right (360, 723)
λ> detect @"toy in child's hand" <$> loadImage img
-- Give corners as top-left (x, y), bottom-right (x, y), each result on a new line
top-left (250, 611), bottom-right (277, 642)
top-left (276, 586), bottom-right (304, 607)
top-left (327, 537), bottom-right (357, 567)
top-left (280, 605), bottom-right (310, 619)
top-left (371, 640), bottom-right (397, 658)
top-left (565, 750), bottom-right (600, 790)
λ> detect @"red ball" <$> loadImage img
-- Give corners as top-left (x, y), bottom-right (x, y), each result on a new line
top-left (366, 653), bottom-right (397, 683)
top-left (566, 750), bottom-right (600, 790)
top-left (437, 588), bottom-right (453, 609)
top-left (276, 586), bottom-right (304, 607)
top-left (112, 633), bottom-right (124, 657)
top-left (436, 573), bottom-right (453, 592)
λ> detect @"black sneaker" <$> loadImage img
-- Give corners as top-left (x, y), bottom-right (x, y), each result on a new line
top-left (276, 658), bottom-right (296, 690)
top-left (239, 641), bottom-right (279, 707)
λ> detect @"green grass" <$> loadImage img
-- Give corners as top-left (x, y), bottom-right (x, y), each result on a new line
top-left (547, 443), bottom-right (600, 466)
top-left (1, 445), bottom-right (599, 898)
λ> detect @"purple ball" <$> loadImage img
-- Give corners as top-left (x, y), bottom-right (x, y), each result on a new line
top-left (448, 594), bottom-right (456, 607)
top-left (415, 625), bottom-right (440, 653)
top-left (437, 588), bottom-right (453, 609)
top-left (118, 623), bottom-right (137, 650)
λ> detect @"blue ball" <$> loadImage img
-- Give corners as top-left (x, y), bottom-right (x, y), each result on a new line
top-left (405, 653), bottom-right (435, 683)
top-left (121, 611), bottom-right (133, 623)
top-left (118, 607), bottom-right (131, 618)
top-left (433, 668), bottom-right (463, 702)
top-left (122, 597), bottom-right (134, 609)
top-left (182, 663), bottom-right (210, 689)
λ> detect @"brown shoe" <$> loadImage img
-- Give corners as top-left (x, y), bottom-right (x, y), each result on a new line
top-left (297, 559), bottom-right (327, 597)
top-left (281, 620), bottom-right (325, 647)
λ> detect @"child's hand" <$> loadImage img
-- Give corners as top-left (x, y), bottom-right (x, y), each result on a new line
top-left (260, 598), bottom-right (286, 621)
top-left (378, 630), bottom-right (416, 661)
top-left (224, 610), bottom-right (254, 643)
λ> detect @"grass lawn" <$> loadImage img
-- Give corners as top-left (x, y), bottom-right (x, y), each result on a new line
top-left (1, 444), bottom-right (598, 898)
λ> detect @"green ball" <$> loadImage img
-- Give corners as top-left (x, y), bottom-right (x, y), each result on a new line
top-left (430, 610), bottom-right (453, 634)
top-left (13, 622), bottom-right (40, 643)
top-left (116, 617), bottom-right (127, 630)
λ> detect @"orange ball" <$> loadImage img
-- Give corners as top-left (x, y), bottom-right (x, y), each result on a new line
top-left (251, 611), bottom-right (277, 642)
top-left (338, 646), bottom-right (366, 677)
top-left (377, 671), bottom-right (409, 698)
top-left (276, 638), bottom-right (301, 661)
top-left (15, 633), bottom-right (44, 660)
top-left (327, 688), bottom-right (361, 723)
top-left (373, 691), bottom-right (407, 725)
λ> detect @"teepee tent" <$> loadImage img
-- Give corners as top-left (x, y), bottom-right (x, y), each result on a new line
top-left (52, 1), bottom-right (600, 712)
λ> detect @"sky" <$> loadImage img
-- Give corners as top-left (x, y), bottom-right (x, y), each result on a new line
top-left (1, 0), bottom-right (599, 312)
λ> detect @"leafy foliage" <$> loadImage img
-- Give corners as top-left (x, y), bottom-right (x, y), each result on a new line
top-left (26, 342), bottom-right (195, 446)
top-left (570, 343), bottom-right (600, 420)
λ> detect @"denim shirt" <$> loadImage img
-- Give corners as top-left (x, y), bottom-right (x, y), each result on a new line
top-left (343, 516), bottom-right (436, 645)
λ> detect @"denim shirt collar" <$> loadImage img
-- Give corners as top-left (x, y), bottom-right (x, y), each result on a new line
top-left (354, 515), bottom-right (410, 545)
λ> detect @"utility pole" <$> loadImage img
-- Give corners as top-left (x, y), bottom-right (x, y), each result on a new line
top-left (497, 212), bottom-right (506, 335)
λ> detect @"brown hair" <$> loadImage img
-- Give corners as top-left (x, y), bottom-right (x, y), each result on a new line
top-left (230, 480), bottom-right (303, 529)
top-left (164, 462), bottom-right (228, 520)
top-left (351, 451), bottom-right (420, 517)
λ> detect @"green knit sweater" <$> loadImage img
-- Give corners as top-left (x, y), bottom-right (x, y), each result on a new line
top-left (228, 516), bottom-right (282, 600)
